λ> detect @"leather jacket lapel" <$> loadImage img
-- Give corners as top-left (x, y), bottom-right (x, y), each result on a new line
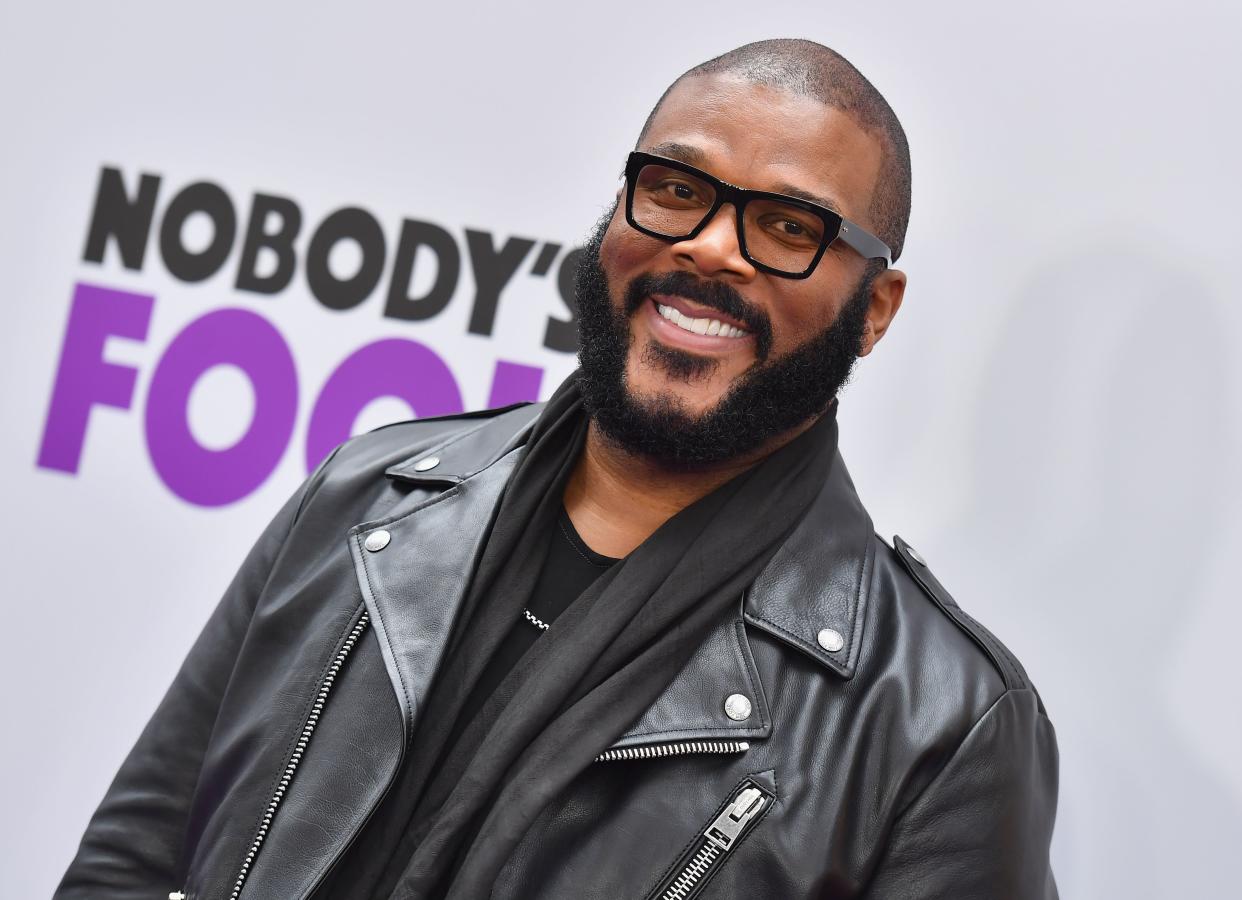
top-left (601, 596), bottom-right (774, 751)
top-left (349, 442), bottom-right (523, 743)
top-left (352, 404), bottom-right (874, 757)
top-left (745, 447), bottom-right (875, 679)
top-left (348, 404), bottom-right (541, 740)
top-left (600, 449), bottom-right (876, 752)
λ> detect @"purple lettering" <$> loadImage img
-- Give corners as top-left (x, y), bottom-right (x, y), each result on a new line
top-left (305, 338), bottom-right (462, 472)
top-left (37, 282), bottom-right (154, 473)
top-left (487, 360), bottom-right (544, 407)
top-left (145, 308), bottom-right (297, 506)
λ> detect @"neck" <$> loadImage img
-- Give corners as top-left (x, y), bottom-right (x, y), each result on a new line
top-left (562, 415), bottom-right (821, 559)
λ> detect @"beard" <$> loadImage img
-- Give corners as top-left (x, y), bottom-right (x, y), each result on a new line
top-left (573, 207), bottom-right (875, 467)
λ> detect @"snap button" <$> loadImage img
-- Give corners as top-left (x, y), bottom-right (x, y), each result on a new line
top-left (724, 693), bottom-right (752, 721)
top-left (906, 544), bottom-right (927, 566)
top-left (364, 530), bottom-right (391, 552)
top-left (413, 455), bottom-right (440, 472)
top-left (817, 628), bottom-right (845, 653)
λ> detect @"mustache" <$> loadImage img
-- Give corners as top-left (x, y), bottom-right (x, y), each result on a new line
top-left (623, 271), bottom-right (774, 362)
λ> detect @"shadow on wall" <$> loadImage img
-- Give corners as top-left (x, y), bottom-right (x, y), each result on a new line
top-left (956, 245), bottom-right (1238, 899)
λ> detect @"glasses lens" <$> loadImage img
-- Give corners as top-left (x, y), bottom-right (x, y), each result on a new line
top-left (629, 160), bottom-right (835, 276)
top-left (631, 162), bottom-right (718, 238)
top-left (742, 198), bottom-right (829, 276)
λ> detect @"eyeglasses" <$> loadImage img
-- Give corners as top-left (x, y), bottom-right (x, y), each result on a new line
top-left (622, 151), bottom-right (892, 278)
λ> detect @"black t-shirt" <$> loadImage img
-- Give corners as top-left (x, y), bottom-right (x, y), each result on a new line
top-left (316, 507), bottom-right (619, 899)
top-left (444, 507), bottom-right (619, 751)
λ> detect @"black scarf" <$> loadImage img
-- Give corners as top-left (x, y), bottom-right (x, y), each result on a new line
top-left (374, 371), bottom-right (837, 898)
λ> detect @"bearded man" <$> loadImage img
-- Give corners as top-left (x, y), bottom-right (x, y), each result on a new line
top-left (57, 38), bottom-right (1059, 900)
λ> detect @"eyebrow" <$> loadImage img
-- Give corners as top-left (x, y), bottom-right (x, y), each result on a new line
top-left (769, 182), bottom-right (844, 216)
top-left (643, 141), bottom-right (845, 215)
top-left (646, 141), bottom-right (706, 165)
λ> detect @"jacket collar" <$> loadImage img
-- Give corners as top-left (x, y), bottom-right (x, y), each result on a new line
top-left (384, 403), bottom-right (543, 484)
top-left (743, 442), bottom-right (875, 680)
top-left (372, 402), bottom-right (874, 751)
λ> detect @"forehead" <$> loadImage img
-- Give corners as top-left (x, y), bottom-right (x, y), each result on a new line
top-left (640, 73), bottom-right (883, 221)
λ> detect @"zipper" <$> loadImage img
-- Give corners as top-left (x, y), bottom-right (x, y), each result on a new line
top-left (223, 610), bottom-right (371, 900)
top-left (594, 739), bottom-right (750, 763)
top-left (645, 778), bottom-right (773, 900)
top-left (180, 614), bottom-right (750, 897)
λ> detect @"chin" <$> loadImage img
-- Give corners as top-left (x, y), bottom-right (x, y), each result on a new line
top-left (626, 346), bottom-right (738, 418)
top-left (626, 383), bottom-right (718, 424)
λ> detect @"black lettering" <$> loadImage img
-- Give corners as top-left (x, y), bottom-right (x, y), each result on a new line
top-left (529, 242), bottom-right (561, 277)
top-left (383, 219), bottom-right (460, 321)
top-left (306, 207), bottom-right (387, 311)
top-left (543, 247), bottom-right (581, 353)
top-left (465, 229), bottom-right (536, 336)
top-left (159, 181), bottom-right (237, 282)
top-left (235, 193), bottom-right (302, 295)
top-left (82, 167), bottom-right (161, 270)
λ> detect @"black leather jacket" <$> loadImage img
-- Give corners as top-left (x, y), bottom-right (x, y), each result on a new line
top-left (57, 403), bottom-right (1059, 900)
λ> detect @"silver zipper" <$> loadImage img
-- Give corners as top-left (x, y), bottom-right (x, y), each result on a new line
top-left (187, 618), bottom-right (751, 898)
top-left (648, 780), bottom-right (772, 900)
top-left (594, 739), bottom-right (750, 763)
top-left (225, 611), bottom-right (370, 900)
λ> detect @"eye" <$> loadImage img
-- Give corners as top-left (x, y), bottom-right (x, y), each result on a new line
top-left (755, 210), bottom-right (823, 247)
top-left (652, 178), bottom-right (706, 205)
top-left (634, 162), bottom-right (714, 210)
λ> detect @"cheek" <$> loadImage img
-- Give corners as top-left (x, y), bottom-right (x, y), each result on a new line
top-left (601, 216), bottom-right (664, 286)
top-left (770, 287), bottom-right (840, 351)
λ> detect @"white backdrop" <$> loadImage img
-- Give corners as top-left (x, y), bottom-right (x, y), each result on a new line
top-left (3, 2), bottom-right (1240, 897)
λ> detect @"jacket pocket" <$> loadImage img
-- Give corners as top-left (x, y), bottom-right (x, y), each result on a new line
top-left (643, 774), bottom-right (775, 900)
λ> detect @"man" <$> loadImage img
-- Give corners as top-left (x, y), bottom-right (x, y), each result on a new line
top-left (58, 38), bottom-right (1059, 900)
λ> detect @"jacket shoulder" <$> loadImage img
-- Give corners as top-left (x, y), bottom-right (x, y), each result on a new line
top-left (885, 534), bottom-right (1040, 701)
top-left (325, 402), bottom-right (542, 475)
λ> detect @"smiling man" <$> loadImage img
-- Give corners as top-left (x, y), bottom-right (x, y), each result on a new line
top-left (58, 39), bottom-right (1059, 900)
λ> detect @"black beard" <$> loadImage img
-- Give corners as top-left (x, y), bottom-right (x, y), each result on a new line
top-left (573, 207), bottom-right (874, 467)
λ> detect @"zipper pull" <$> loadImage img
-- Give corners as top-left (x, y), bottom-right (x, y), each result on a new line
top-left (704, 786), bottom-right (766, 851)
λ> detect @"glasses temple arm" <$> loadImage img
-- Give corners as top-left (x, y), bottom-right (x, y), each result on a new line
top-left (838, 219), bottom-right (893, 267)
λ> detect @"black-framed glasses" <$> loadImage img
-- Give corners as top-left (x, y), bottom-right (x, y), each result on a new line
top-left (623, 151), bottom-right (892, 278)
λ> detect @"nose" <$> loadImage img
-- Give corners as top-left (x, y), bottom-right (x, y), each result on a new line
top-left (670, 203), bottom-right (757, 281)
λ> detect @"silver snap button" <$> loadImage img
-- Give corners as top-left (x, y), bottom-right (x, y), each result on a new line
top-left (724, 693), bottom-right (752, 721)
top-left (364, 529), bottom-right (391, 552)
top-left (906, 544), bottom-right (926, 566)
top-left (413, 455), bottom-right (440, 472)
top-left (817, 628), bottom-right (845, 653)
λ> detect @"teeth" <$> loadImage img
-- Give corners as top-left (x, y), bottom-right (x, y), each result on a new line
top-left (656, 303), bottom-right (746, 338)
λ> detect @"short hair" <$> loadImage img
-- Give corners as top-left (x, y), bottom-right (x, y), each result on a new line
top-left (638, 39), bottom-right (912, 263)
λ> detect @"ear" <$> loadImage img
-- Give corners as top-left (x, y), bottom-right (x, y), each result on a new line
top-left (859, 267), bottom-right (906, 357)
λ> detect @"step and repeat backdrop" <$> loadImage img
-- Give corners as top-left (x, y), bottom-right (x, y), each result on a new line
top-left (3, 2), bottom-right (1239, 897)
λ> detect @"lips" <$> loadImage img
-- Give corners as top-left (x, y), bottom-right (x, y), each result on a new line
top-left (641, 295), bottom-right (756, 357)
top-left (648, 293), bottom-right (751, 334)
top-left (654, 301), bottom-right (748, 338)
top-left (623, 273), bottom-right (771, 360)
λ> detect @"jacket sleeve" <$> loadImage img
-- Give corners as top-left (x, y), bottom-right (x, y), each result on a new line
top-left (54, 450), bottom-right (340, 900)
top-left (859, 689), bottom-right (1060, 900)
